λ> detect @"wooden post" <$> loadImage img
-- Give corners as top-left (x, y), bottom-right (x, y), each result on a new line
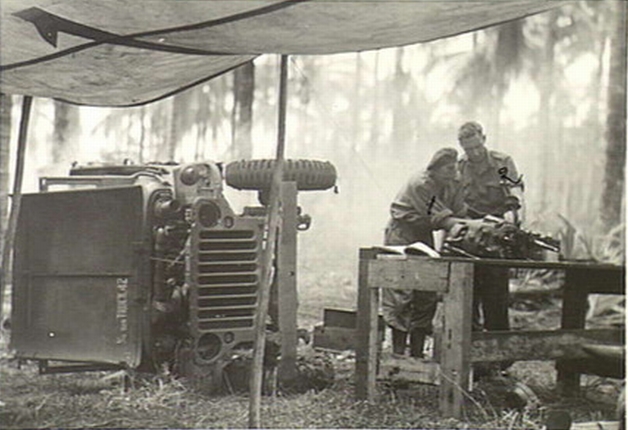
top-left (355, 248), bottom-right (380, 401)
top-left (439, 261), bottom-right (473, 418)
top-left (277, 181), bottom-right (298, 382)
top-left (0, 95), bottom-right (32, 324)
top-left (556, 268), bottom-right (589, 395)
top-left (249, 55), bottom-right (288, 429)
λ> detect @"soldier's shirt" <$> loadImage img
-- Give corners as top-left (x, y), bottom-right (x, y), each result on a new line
top-left (459, 150), bottom-right (521, 218)
top-left (388, 170), bottom-right (467, 244)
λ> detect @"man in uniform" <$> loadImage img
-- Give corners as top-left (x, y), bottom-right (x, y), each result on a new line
top-left (383, 148), bottom-right (468, 357)
top-left (457, 121), bottom-right (524, 342)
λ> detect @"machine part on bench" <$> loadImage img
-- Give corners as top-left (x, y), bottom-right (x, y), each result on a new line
top-left (443, 215), bottom-right (560, 260)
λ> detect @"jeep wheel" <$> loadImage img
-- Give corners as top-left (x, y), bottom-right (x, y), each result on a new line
top-left (225, 159), bottom-right (337, 191)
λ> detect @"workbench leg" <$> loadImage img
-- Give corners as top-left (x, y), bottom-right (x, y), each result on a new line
top-left (556, 268), bottom-right (588, 396)
top-left (439, 262), bottom-right (474, 418)
top-left (278, 181), bottom-right (298, 383)
top-left (355, 249), bottom-right (380, 401)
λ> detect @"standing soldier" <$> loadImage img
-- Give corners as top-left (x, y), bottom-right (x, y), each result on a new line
top-left (382, 148), bottom-right (467, 357)
top-left (457, 121), bottom-right (525, 354)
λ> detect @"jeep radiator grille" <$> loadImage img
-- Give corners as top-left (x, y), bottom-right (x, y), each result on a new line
top-left (192, 228), bottom-right (260, 332)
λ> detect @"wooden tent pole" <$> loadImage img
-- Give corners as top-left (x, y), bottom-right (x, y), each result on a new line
top-left (0, 95), bottom-right (33, 323)
top-left (249, 55), bottom-right (288, 429)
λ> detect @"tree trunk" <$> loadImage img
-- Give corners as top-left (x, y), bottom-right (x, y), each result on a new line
top-left (352, 52), bottom-right (362, 153)
top-left (232, 61), bottom-right (255, 160)
top-left (168, 96), bottom-right (182, 162)
top-left (391, 47), bottom-right (412, 152)
top-left (168, 90), bottom-right (198, 162)
top-left (369, 51), bottom-right (381, 154)
top-left (600, 0), bottom-right (627, 231)
top-left (210, 76), bottom-right (230, 155)
top-left (194, 85), bottom-right (211, 161)
top-left (492, 20), bottom-right (524, 148)
top-left (138, 107), bottom-right (147, 163)
top-left (538, 10), bottom-right (558, 211)
top-left (0, 93), bottom-right (12, 261)
top-left (149, 102), bottom-right (171, 162)
top-left (52, 101), bottom-right (79, 165)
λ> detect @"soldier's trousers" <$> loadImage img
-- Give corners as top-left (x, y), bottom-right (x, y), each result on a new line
top-left (472, 266), bottom-right (510, 332)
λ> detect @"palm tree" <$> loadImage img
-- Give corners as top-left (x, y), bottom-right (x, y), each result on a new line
top-left (536, 9), bottom-right (558, 210)
top-left (0, 93), bottom-right (12, 260)
top-left (600, 0), bottom-right (626, 231)
top-left (231, 61), bottom-right (255, 160)
top-left (390, 47), bottom-right (417, 152)
top-left (52, 100), bottom-right (80, 165)
top-left (169, 93), bottom-right (188, 162)
top-left (448, 20), bottom-right (527, 141)
top-left (368, 51), bottom-right (381, 153)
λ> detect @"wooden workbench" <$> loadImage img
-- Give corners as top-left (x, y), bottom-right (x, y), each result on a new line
top-left (354, 248), bottom-right (625, 418)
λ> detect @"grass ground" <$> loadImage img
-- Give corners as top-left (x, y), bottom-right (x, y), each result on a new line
top-left (0, 268), bottom-right (623, 429)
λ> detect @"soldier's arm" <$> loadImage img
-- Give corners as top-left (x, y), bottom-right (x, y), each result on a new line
top-left (503, 156), bottom-right (525, 225)
top-left (504, 156), bottom-right (524, 192)
top-left (402, 184), bottom-right (459, 231)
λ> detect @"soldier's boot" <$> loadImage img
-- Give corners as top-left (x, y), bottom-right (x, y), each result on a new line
top-left (391, 329), bottom-right (407, 355)
top-left (410, 329), bottom-right (427, 358)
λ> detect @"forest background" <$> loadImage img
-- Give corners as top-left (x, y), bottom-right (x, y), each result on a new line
top-left (0, 0), bottom-right (625, 293)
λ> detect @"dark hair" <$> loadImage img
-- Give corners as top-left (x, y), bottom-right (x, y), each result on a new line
top-left (427, 147), bottom-right (458, 171)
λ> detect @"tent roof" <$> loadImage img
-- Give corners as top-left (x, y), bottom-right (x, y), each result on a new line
top-left (1, 0), bottom-right (571, 107)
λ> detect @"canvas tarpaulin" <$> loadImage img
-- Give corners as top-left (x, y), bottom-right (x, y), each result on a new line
top-left (0, 0), bottom-right (570, 107)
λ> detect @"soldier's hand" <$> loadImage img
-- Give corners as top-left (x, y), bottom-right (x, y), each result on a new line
top-left (446, 216), bottom-right (516, 257)
top-left (504, 195), bottom-right (521, 211)
top-left (447, 218), bottom-right (485, 241)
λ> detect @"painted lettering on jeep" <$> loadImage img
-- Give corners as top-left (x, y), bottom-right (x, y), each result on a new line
top-left (116, 278), bottom-right (128, 345)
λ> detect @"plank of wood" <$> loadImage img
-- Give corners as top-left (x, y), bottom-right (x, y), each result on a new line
top-left (0, 96), bottom-right (32, 325)
top-left (379, 354), bottom-right (440, 385)
top-left (581, 344), bottom-right (626, 361)
top-left (439, 261), bottom-right (473, 419)
top-left (471, 328), bottom-right (625, 362)
top-left (367, 258), bottom-right (450, 292)
top-left (509, 286), bottom-right (562, 301)
top-left (355, 248), bottom-right (380, 401)
top-left (249, 187), bottom-right (281, 418)
top-left (249, 56), bottom-right (289, 429)
top-left (277, 181), bottom-right (298, 383)
top-left (434, 255), bottom-right (625, 272)
top-left (557, 268), bottom-right (591, 395)
top-left (571, 421), bottom-right (620, 430)
top-left (562, 267), bottom-right (626, 294)
top-left (554, 358), bottom-right (625, 379)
